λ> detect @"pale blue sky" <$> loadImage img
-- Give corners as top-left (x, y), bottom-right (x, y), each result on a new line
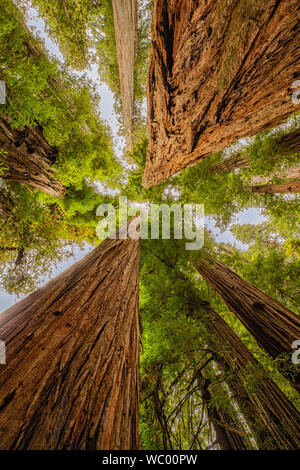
top-left (0, 3), bottom-right (267, 312)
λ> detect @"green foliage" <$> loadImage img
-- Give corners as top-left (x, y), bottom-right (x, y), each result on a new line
top-left (1, 0), bottom-right (300, 451)
top-left (0, 182), bottom-right (92, 295)
top-left (139, 236), bottom-right (300, 448)
top-left (246, 126), bottom-right (300, 175)
top-left (0, 0), bottom-right (119, 190)
top-left (174, 121), bottom-right (300, 238)
top-left (121, 137), bottom-right (167, 202)
top-left (29, 0), bottom-right (102, 69)
top-left (175, 151), bottom-right (250, 227)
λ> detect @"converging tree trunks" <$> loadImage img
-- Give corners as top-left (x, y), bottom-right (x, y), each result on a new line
top-left (196, 258), bottom-right (300, 393)
top-left (192, 304), bottom-right (300, 450)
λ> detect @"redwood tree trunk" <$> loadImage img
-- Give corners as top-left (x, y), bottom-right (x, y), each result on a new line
top-left (112, 0), bottom-right (137, 150)
top-left (143, 0), bottom-right (300, 187)
top-left (0, 116), bottom-right (65, 197)
top-left (250, 179), bottom-right (300, 194)
top-left (197, 371), bottom-right (251, 450)
top-left (0, 233), bottom-right (140, 449)
top-left (193, 304), bottom-right (300, 450)
top-left (280, 127), bottom-right (300, 154)
top-left (195, 259), bottom-right (300, 393)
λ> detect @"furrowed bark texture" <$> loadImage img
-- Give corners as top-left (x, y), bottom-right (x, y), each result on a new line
top-left (196, 259), bottom-right (300, 393)
top-left (112, 0), bottom-right (137, 150)
top-left (0, 234), bottom-right (140, 449)
top-left (143, 0), bottom-right (300, 187)
top-left (197, 371), bottom-right (251, 450)
top-left (194, 305), bottom-right (300, 450)
top-left (0, 116), bottom-right (65, 197)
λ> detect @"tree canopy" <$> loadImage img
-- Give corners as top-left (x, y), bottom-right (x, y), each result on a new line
top-left (0, 0), bottom-right (299, 451)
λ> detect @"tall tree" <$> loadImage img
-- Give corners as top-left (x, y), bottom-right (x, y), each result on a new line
top-left (143, 0), bottom-right (300, 187)
top-left (195, 258), bottom-right (300, 393)
top-left (112, 0), bottom-right (138, 149)
top-left (192, 303), bottom-right (300, 450)
top-left (250, 179), bottom-right (300, 194)
top-left (0, 230), bottom-right (140, 449)
top-left (196, 369), bottom-right (251, 450)
top-left (0, 0), bottom-right (117, 196)
top-left (140, 241), bottom-right (300, 449)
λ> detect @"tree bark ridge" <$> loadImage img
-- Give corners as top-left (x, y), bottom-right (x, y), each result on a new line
top-left (0, 233), bottom-right (141, 449)
top-left (143, 0), bottom-right (300, 187)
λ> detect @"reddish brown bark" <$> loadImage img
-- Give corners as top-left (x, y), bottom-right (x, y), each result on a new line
top-left (250, 179), bottom-right (300, 193)
top-left (0, 232), bottom-right (140, 449)
top-left (196, 258), bottom-right (300, 393)
top-left (0, 116), bottom-right (65, 197)
top-left (193, 304), bottom-right (300, 450)
top-left (112, 0), bottom-right (138, 149)
top-left (143, 0), bottom-right (300, 187)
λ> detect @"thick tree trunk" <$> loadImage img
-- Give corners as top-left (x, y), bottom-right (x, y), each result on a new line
top-left (197, 371), bottom-right (251, 450)
top-left (143, 0), bottom-right (300, 187)
top-left (196, 258), bottom-right (300, 393)
top-left (0, 232), bottom-right (140, 449)
top-left (193, 304), bottom-right (300, 450)
top-left (212, 128), bottom-right (300, 173)
top-left (250, 179), bottom-right (300, 193)
top-left (112, 0), bottom-right (137, 150)
top-left (0, 116), bottom-right (65, 197)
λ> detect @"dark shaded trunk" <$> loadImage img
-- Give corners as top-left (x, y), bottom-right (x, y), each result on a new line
top-left (195, 258), bottom-right (300, 393)
top-left (280, 128), bottom-right (300, 154)
top-left (0, 232), bottom-right (140, 449)
top-left (197, 370), bottom-right (251, 450)
top-left (0, 116), bottom-right (65, 197)
top-left (192, 304), bottom-right (300, 450)
top-left (250, 179), bottom-right (300, 194)
top-left (143, 0), bottom-right (300, 187)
